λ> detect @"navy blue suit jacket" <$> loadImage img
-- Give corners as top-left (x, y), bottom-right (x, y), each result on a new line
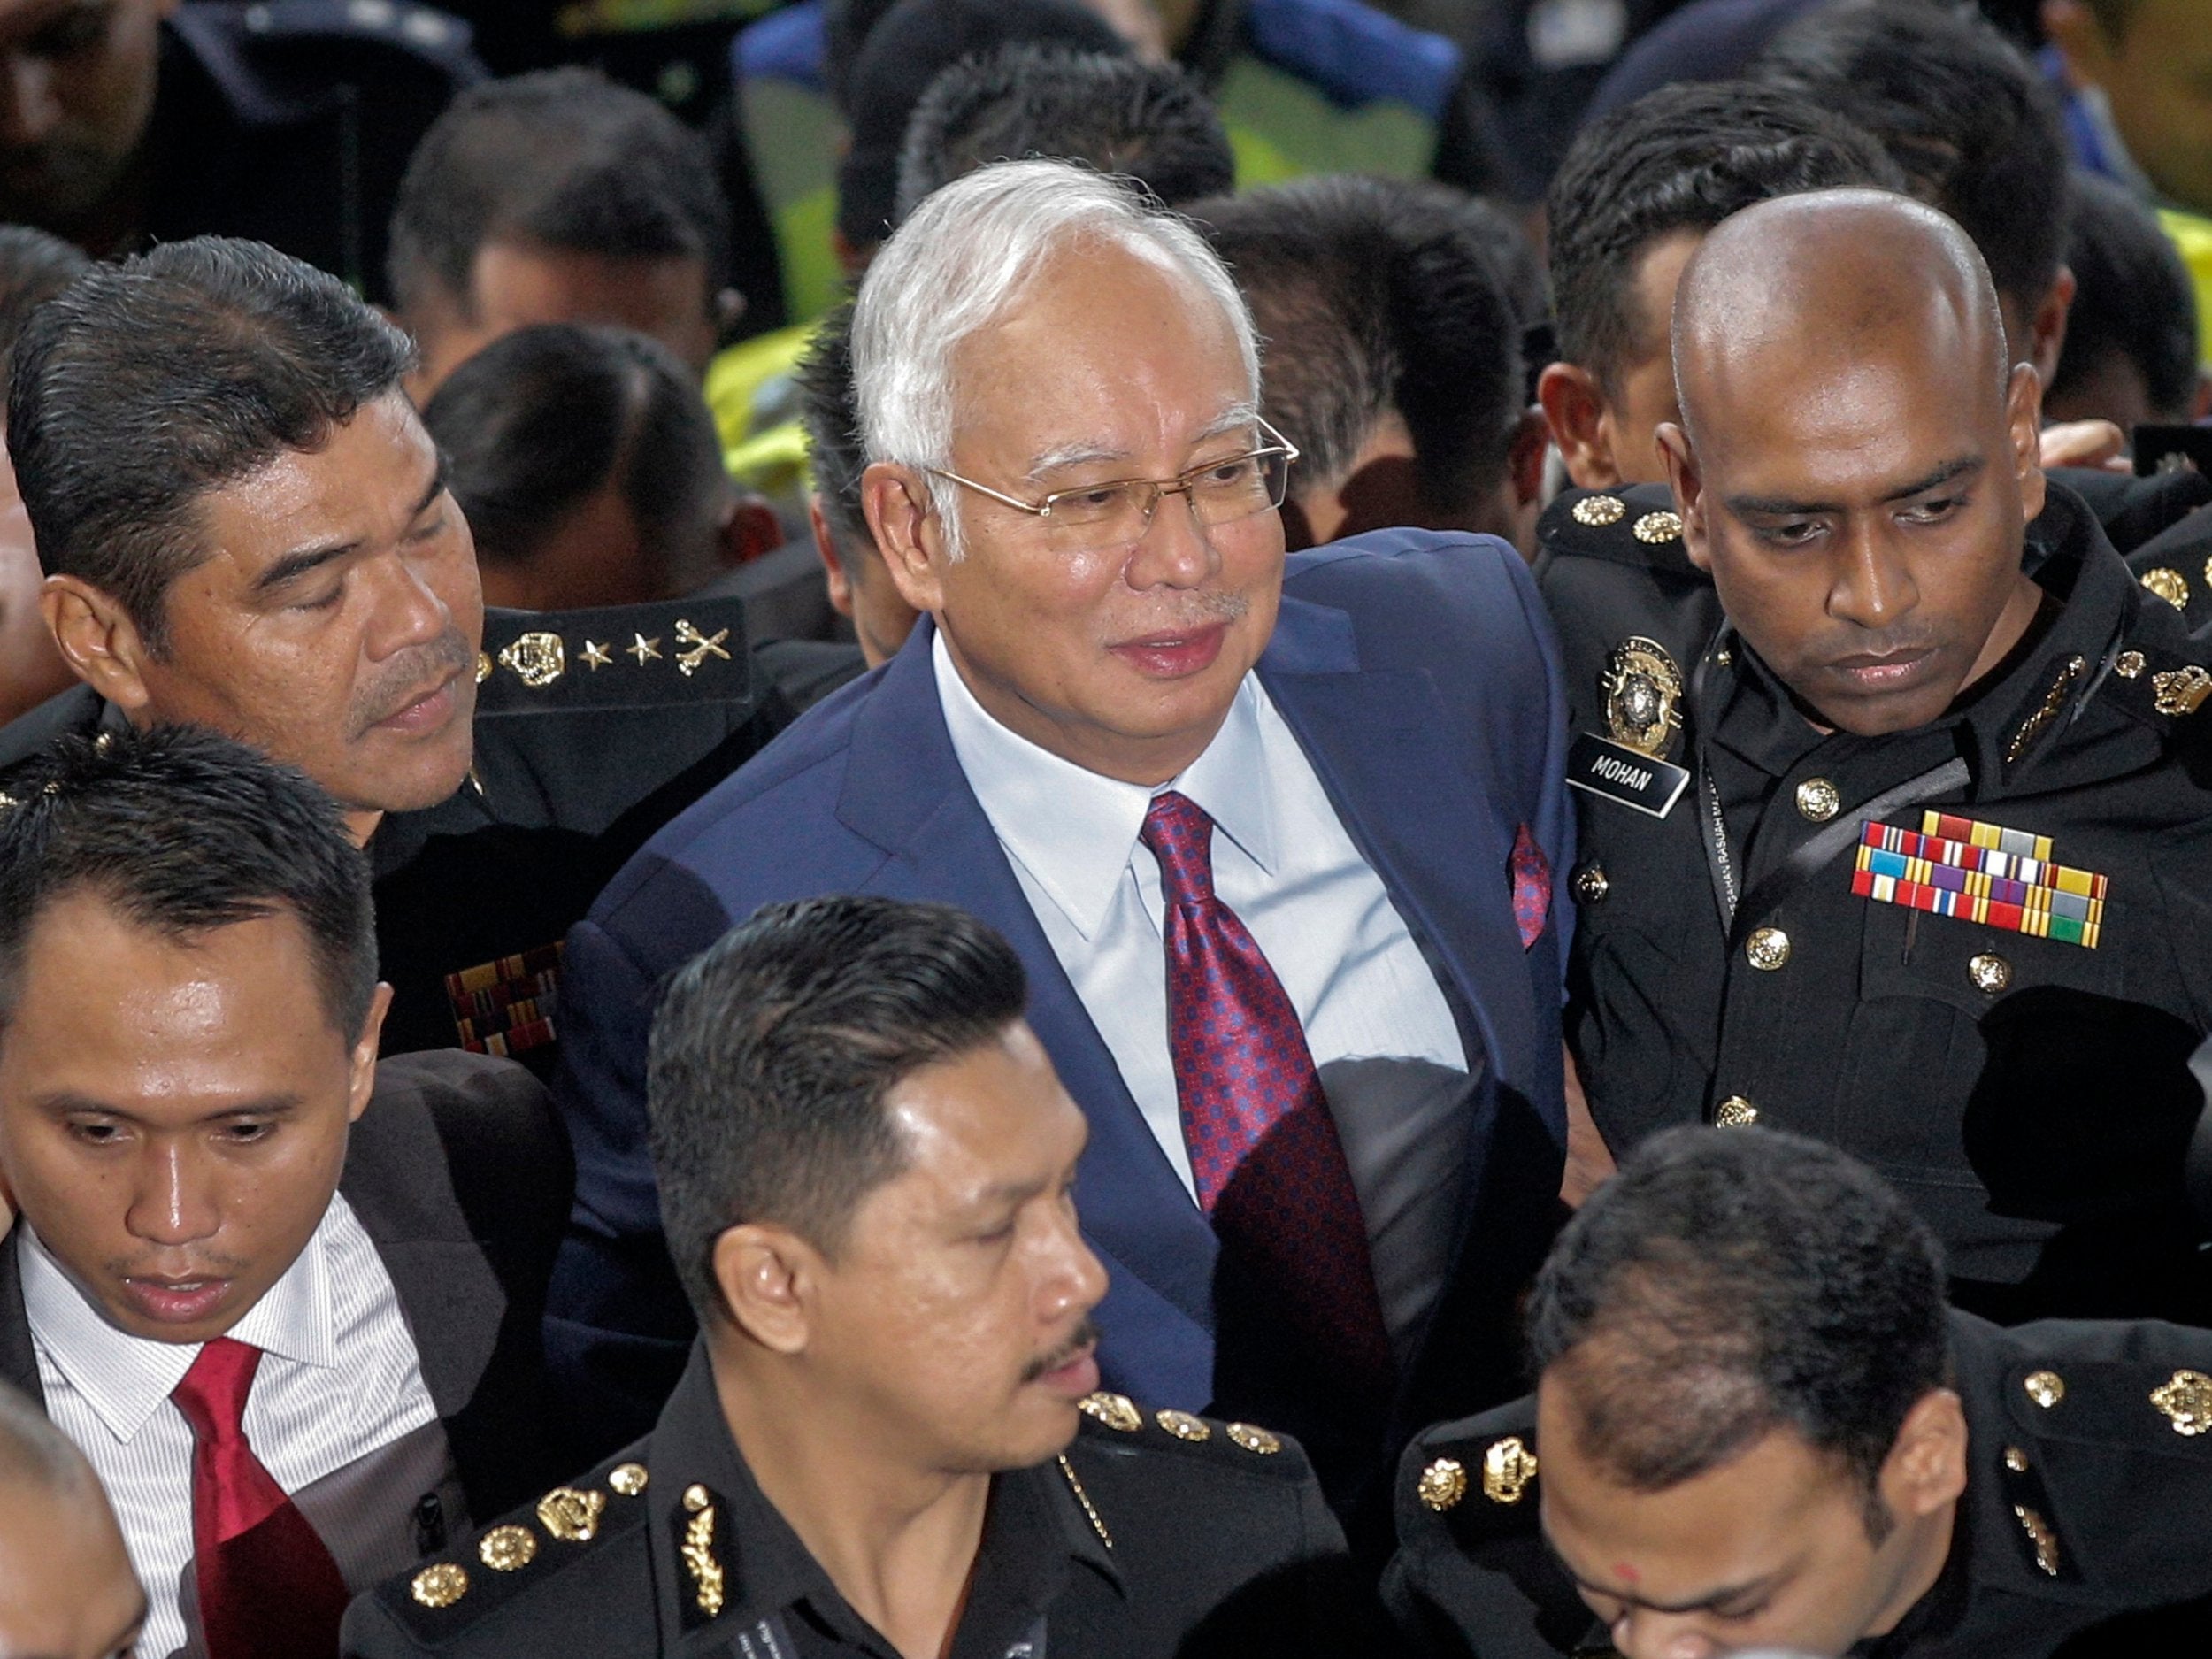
top-left (548, 530), bottom-right (1576, 1471)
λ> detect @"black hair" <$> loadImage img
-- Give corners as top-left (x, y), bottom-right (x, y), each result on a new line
top-left (421, 323), bottom-right (729, 575)
top-left (1753, 0), bottom-right (2072, 318)
top-left (1526, 1128), bottom-right (1948, 1537)
top-left (647, 895), bottom-right (1028, 1317)
top-left (837, 0), bottom-right (1126, 252)
top-left (793, 300), bottom-right (868, 553)
top-left (5, 237), bottom-right (415, 656)
top-left (0, 727), bottom-right (379, 1044)
top-left (895, 45), bottom-right (1234, 224)
top-left (388, 67), bottom-right (732, 318)
top-left (1196, 174), bottom-right (1524, 510)
top-left (1548, 81), bottom-right (1902, 389)
top-left (0, 226), bottom-right (86, 383)
top-left (2049, 172), bottom-right (2202, 425)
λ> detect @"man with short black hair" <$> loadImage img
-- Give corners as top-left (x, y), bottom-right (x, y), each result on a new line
top-left (0, 726), bottom-right (570, 1659)
top-left (388, 66), bottom-right (741, 396)
top-left (349, 895), bottom-right (1370, 1658)
top-left (1386, 1127), bottom-right (2212, 1657)
top-left (1537, 80), bottom-right (1901, 492)
top-left (2047, 172), bottom-right (2208, 432)
top-left (1194, 174), bottom-right (1543, 553)
top-left (0, 1379), bottom-right (144, 1659)
top-left (0, 235), bottom-right (783, 1068)
top-left (0, 223), bottom-right (85, 726)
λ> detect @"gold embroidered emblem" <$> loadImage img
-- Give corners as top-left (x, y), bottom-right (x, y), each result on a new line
top-left (1632, 510), bottom-right (1683, 544)
top-left (681, 1486), bottom-right (725, 1617)
top-left (2115, 649), bottom-right (2146, 679)
top-left (2153, 664), bottom-right (2212, 715)
top-left (626, 632), bottom-right (663, 666)
top-left (1601, 636), bottom-right (1685, 760)
top-left (478, 1525), bottom-right (538, 1571)
top-left (411, 1563), bottom-right (468, 1608)
top-left (2006, 655), bottom-right (2085, 764)
top-left (1483, 1436), bottom-right (1539, 1503)
top-left (2140, 568), bottom-right (2190, 609)
top-left (1078, 1392), bottom-right (1142, 1432)
top-left (608, 1462), bottom-right (649, 1497)
top-left (580, 639), bottom-right (613, 671)
top-left (2013, 1504), bottom-right (2061, 1576)
top-left (1156, 1409), bottom-right (1211, 1442)
top-left (1417, 1457), bottom-right (1468, 1512)
top-left (2024, 1370), bottom-right (2065, 1409)
top-left (496, 631), bottom-right (565, 687)
top-left (536, 1486), bottom-right (606, 1543)
top-left (1571, 494), bottom-right (1626, 527)
top-left (673, 618), bottom-right (733, 677)
top-left (1226, 1423), bottom-right (1281, 1454)
top-left (1715, 1095), bottom-right (1759, 1125)
top-left (2151, 1369), bottom-right (2212, 1434)
top-left (474, 652), bottom-right (493, 684)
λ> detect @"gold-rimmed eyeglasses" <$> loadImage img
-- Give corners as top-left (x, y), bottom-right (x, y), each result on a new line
top-left (925, 419), bottom-right (1300, 549)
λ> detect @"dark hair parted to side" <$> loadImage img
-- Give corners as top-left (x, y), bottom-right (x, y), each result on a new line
top-left (0, 226), bottom-right (86, 382)
top-left (647, 896), bottom-right (1028, 1317)
top-left (0, 726), bottom-right (379, 1043)
top-left (2051, 172), bottom-right (2203, 424)
top-left (794, 300), bottom-right (868, 553)
top-left (1195, 174), bottom-right (1524, 510)
top-left (1548, 81), bottom-right (1902, 389)
top-left (5, 237), bottom-right (415, 655)
top-left (387, 67), bottom-right (732, 318)
top-left (1753, 0), bottom-right (2072, 314)
top-left (1527, 1128), bottom-right (1948, 1536)
top-left (422, 323), bottom-right (730, 572)
top-left (895, 45), bottom-right (1235, 224)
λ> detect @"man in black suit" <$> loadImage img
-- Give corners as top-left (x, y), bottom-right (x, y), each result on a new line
top-left (0, 726), bottom-right (569, 1659)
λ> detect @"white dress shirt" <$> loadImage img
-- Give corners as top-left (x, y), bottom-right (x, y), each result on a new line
top-left (935, 634), bottom-right (1479, 1353)
top-left (23, 1194), bottom-right (457, 1659)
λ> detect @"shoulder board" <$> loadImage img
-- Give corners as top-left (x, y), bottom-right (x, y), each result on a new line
top-left (234, 0), bottom-right (478, 66)
top-left (362, 1445), bottom-right (657, 1641)
top-left (475, 595), bottom-right (756, 716)
top-left (1537, 484), bottom-right (1699, 579)
top-left (1395, 1404), bottom-right (1542, 1555)
top-left (2085, 581), bottom-right (2212, 739)
top-left (1068, 1391), bottom-right (1310, 1481)
top-left (2125, 510), bottom-right (2212, 634)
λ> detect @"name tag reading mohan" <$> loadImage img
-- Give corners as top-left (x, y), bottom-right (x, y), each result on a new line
top-left (1567, 731), bottom-right (1690, 818)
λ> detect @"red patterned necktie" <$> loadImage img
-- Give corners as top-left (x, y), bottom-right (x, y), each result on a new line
top-left (170, 1337), bottom-right (350, 1659)
top-left (1141, 790), bottom-right (1395, 1394)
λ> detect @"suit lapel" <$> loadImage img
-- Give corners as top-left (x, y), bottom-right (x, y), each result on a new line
top-left (835, 625), bottom-right (1221, 1335)
top-left (0, 1236), bottom-right (39, 1405)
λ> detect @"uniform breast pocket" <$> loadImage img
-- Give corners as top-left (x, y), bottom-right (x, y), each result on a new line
top-left (1850, 900), bottom-right (2196, 1223)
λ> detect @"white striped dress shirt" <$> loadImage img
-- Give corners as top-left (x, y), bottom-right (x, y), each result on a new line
top-left (21, 1193), bottom-right (452, 1659)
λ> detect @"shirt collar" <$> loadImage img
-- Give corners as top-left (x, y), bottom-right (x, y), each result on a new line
top-left (20, 1195), bottom-right (345, 1444)
top-left (933, 631), bottom-right (1278, 939)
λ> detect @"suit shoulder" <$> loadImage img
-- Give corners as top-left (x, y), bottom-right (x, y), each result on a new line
top-left (343, 1446), bottom-right (657, 1656)
top-left (1395, 1398), bottom-right (1543, 1555)
top-left (365, 1049), bottom-right (567, 1194)
top-left (474, 597), bottom-right (762, 721)
top-left (185, 0), bottom-right (482, 83)
top-left (1066, 1393), bottom-right (1318, 1496)
top-left (2124, 504), bottom-right (2212, 633)
top-left (0, 686), bottom-right (108, 784)
top-left (1536, 485), bottom-right (1696, 578)
top-left (1286, 526), bottom-right (1534, 614)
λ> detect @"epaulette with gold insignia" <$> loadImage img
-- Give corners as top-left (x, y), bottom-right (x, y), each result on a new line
top-left (1396, 1411), bottom-right (1542, 1555)
top-left (360, 1448), bottom-right (657, 1640)
top-left (2081, 586), bottom-right (2212, 737)
top-left (1071, 1391), bottom-right (1304, 1475)
top-left (1536, 484), bottom-right (1697, 578)
top-left (474, 595), bottom-right (754, 716)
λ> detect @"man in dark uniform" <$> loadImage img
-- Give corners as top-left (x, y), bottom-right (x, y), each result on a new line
top-left (344, 896), bottom-right (1378, 1658)
top-left (0, 0), bottom-right (480, 301)
top-left (1386, 1127), bottom-right (2212, 1659)
top-left (1542, 188), bottom-right (2212, 1323)
top-left (0, 236), bottom-right (787, 1075)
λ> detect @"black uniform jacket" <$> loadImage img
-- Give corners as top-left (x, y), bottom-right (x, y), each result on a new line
top-left (0, 596), bottom-right (789, 1076)
top-left (0, 1049), bottom-right (572, 1531)
top-left (1538, 482), bottom-right (2212, 1319)
top-left (342, 1349), bottom-right (1380, 1658)
top-left (146, 2), bottom-right (482, 300)
top-left (1383, 1310), bottom-right (2212, 1659)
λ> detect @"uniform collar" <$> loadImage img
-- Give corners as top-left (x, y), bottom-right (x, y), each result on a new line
top-left (19, 1196), bottom-right (346, 1443)
top-left (932, 629), bottom-right (1278, 941)
top-left (644, 1346), bottom-right (1122, 1655)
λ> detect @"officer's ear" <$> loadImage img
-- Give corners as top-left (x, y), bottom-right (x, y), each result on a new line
top-left (2005, 362), bottom-right (2049, 526)
top-left (1655, 421), bottom-right (1710, 574)
top-left (1539, 361), bottom-right (1622, 491)
top-left (711, 1223), bottom-right (821, 1356)
top-left (861, 461), bottom-right (949, 613)
top-left (1876, 1388), bottom-right (1969, 1524)
top-left (41, 575), bottom-right (157, 716)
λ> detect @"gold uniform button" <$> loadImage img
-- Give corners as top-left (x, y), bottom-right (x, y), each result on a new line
top-left (1225, 1423), bottom-right (1280, 1454)
top-left (1417, 1456), bottom-right (1467, 1511)
top-left (1156, 1409), bottom-right (1210, 1442)
top-left (1745, 926), bottom-right (1791, 971)
top-left (478, 1525), bottom-right (538, 1572)
top-left (1572, 864), bottom-right (1609, 904)
top-left (1571, 493), bottom-right (1626, 527)
top-left (2024, 1370), bottom-right (2065, 1409)
top-left (1794, 778), bottom-right (1840, 822)
top-left (2003, 1446), bottom-right (2030, 1472)
top-left (1968, 953), bottom-right (2012, 995)
top-left (411, 1562), bottom-right (469, 1608)
top-left (1716, 1096), bottom-right (1759, 1126)
top-left (2115, 649), bottom-right (2147, 680)
top-left (2141, 567), bottom-right (2191, 610)
top-left (1632, 510), bottom-right (1683, 544)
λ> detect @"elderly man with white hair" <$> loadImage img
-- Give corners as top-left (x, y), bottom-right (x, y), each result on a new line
top-left (547, 158), bottom-right (1577, 1509)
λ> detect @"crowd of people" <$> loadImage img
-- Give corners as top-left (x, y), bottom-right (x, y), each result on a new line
top-left (0, 0), bottom-right (2208, 1655)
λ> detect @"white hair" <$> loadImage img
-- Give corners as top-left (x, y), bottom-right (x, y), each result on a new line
top-left (850, 157), bottom-right (1260, 558)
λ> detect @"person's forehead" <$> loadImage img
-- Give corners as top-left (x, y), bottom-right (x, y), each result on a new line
top-left (195, 393), bottom-right (433, 554)
top-left (879, 1033), bottom-right (1080, 1184)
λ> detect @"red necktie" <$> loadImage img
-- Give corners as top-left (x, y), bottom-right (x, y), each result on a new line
top-left (170, 1337), bottom-right (351, 1659)
top-left (1142, 791), bottom-right (1395, 1394)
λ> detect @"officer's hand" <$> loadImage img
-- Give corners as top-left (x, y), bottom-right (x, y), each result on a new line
top-left (1562, 1047), bottom-right (1617, 1208)
top-left (2039, 419), bottom-right (2131, 473)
